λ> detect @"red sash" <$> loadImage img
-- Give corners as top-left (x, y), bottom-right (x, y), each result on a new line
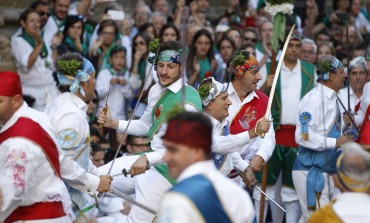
top-left (230, 90), bottom-right (268, 134)
top-left (227, 91), bottom-right (268, 178)
top-left (275, 125), bottom-right (298, 148)
top-left (357, 105), bottom-right (370, 145)
top-left (5, 201), bottom-right (66, 223)
top-left (0, 117), bottom-right (61, 176)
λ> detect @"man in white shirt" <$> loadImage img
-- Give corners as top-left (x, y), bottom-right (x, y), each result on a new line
top-left (44, 53), bottom-right (112, 222)
top-left (97, 41), bottom-right (202, 222)
top-left (0, 71), bottom-right (73, 222)
top-left (292, 55), bottom-right (352, 222)
top-left (308, 142), bottom-right (370, 223)
top-left (257, 33), bottom-right (316, 223)
top-left (157, 111), bottom-right (255, 223)
top-left (225, 50), bottom-right (276, 221)
top-left (197, 77), bottom-right (270, 183)
top-left (338, 56), bottom-right (368, 139)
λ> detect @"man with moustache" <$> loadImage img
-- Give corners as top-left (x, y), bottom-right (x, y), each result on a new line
top-left (97, 41), bottom-right (202, 222)
top-left (292, 56), bottom-right (352, 222)
top-left (225, 50), bottom-right (276, 221)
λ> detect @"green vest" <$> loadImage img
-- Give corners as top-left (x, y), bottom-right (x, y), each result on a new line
top-left (146, 85), bottom-right (202, 185)
top-left (265, 61), bottom-right (315, 130)
top-left (147, 85), bottom-right (202, 140)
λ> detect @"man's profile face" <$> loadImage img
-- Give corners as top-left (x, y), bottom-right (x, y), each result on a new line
top-left (157, 61), bottom-right (181, 87)
top-left (208, 92), bottom-right (231, 122)
top-left (238, 68), bottom-right (261, 93)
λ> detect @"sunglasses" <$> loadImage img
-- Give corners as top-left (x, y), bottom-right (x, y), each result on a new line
top-left (134, 41), bottom-right (146, 46)
top-left (244, 37), bottom-right (257, 43)
top-left (39, 11), bottom-right (51, 17)
top-left (130, 143), bottom-right (150, 147)
top-left (88, 98), bottom-right (99, 104)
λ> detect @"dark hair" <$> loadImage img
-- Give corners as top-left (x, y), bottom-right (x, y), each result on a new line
top-left (333, 0), bottom-right (352, 11)
top-left (138, 22), bottom-right (157, 38)
top-left (130, 32), bottom-right (152, 72)
top-left (19, 9), bottom-right (39, 23)
top-left (217, 36), bottom-right (236, 52)
top-left (63, 15), bottom-right (85, 43)
top-left (159, 23), bottom-right (180, 42)
top-left (126, 135), bottom-right (147, 145)
top-left (91, 142), bottom-right (104, 156)
top-left (97, 19), bottom-right (119, 36)
top-left (110, 45), bottom-right (127, 58)
top-left (187, 29), bottom-right (215, 75)
top-left (30, 0), bottom-right (49, 9)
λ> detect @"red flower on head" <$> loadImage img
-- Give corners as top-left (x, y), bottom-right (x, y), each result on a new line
top-left (205, 71), bottom-right (213, 78)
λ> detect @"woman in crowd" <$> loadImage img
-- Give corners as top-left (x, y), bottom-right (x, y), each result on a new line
top-left (159, 23), bottom-right (180, 42)
top-left (11, 9), bottom-right (59, 111)
top-left (59, 15), bottom-right (88, 56)
top-left (186, 29), bottom-right (217, 87)
top-left (214, 36), bottom-right (236, 82)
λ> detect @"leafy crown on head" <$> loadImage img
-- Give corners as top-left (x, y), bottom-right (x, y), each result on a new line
top-left (197, 84), bottom-right (211, 101)
top-left (230, 53), bottom-right (246, 68)
top-left (57, 59), bottom-right (82, 76)
top-left (148, 38), bottom-right (160, 53)
top-left (316, 60), bottom-right (331, 74)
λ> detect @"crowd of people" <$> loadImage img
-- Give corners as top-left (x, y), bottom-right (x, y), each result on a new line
top-left (0, 0), bottom-right (370, 222)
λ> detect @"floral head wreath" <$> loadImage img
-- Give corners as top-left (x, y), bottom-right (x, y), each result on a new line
top-left (197, 77), bottom-right (226, 107)
top-left (230, 52), bottom-right (260, 78)
top-left (316, 56), bottom-right (343, 81)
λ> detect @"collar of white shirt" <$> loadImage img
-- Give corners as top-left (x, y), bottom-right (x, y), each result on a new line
top-left (228, 82), bottom-right (260, 104)
top-left (69, 93), bottom-right (88, 113)
top-left (319, 83), bottom-right (337, 100)
top-left (177, 160), bottom-right (216, 183)
top-left (208, 114), bottom-right (228, 131)
top-left (282, 60), bottom-right (301, 73)
top-left (163, 77), bottom-right (185, 94)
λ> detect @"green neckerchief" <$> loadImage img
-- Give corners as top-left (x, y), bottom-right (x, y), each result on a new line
top-left (138, 58), bottom-right (146, 82)
top-left (20, 30), bottom-right (48, 58)
top-left (197, 57), bottom-right (211, 80)
top-left (111, 67), bottom-right (127, 76)
top-left (64, 36), bottom-right (88, 55)
top-left (50, 11), bottom-right (66, 30)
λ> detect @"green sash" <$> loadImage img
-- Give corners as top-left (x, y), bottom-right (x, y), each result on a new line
top-left (265, 60), bottom-right (315, 129)
top-left (20, 30), bottom-right (48, 58)
top-left (64, 36), bottom-right (88, 55)
top-left (50, 11), bottom-right (65, 30)
top-left (144, 85), bottom-right (202, 185)
top-left (148, 85), bottom-right (202, 140)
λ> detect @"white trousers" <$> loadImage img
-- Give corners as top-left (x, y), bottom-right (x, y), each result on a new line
top-left (99, 155), bottom-right (172, 223)
top-left (292, 170), bottom-right (334, 223)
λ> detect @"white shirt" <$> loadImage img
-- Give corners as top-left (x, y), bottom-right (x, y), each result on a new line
top-left (332, 192), bottom-right (370, 223)
top-left (208, 115), bottom-right (251, 174)
top-left (280, 60), bottom-right (302, 125)
top-left (117, 78), bottom-right (198, 165)
top-left (354, 82), bottom-right (370, 127)
top-left (157, 160), bottom-right (255, 223)
top-left (44, 92), bottom-right (101, 193)
top-left (295, 83), bottom-right (339, 150)
top-left (226, 83), bottom-right (276, 163)
top-left (355, 12), bottom-right (370, 32)
top-left (0, 103), bottom-right (73, 221)
top-left (337, 86), bottom-right (362, 114)
top-left (96, 69), bottom-right (132, 120)
top-left (43, 15), bottom-right (64, 56)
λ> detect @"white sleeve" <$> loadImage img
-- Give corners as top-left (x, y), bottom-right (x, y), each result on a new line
top-left (231, 152), bottom-right (249, 171)
top-left (295, 100), bottom-right (337, 151)
top-left (57, 112), bottom-right (100, 192)
top-left (120, 71), bottom-right (132, 97)
top-left (11, 37), bottom-right (31, 72)
top-left (256, 118), bottom-right (276, 162)
top-left (212, 131), bottom-right (251, 154)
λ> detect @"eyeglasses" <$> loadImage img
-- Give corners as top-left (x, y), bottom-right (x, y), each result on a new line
top-left (134, 41), bottom-right (146, 46)
top-left (39, 11), bottom-right (51, 17)
top-left (244, 37), bottom-right (257, 43)
top-left (130, 143), bottom-right (150, 147)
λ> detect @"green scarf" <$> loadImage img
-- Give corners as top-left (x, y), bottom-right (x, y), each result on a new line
top-left (20, 30), bottom-right (48, 58)
top-left (50, 11), bottom-right (66, 29)
top-left (64, 36), bottom-right (88, 55)
top-left (197, 57), bottom-right (211, 80)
